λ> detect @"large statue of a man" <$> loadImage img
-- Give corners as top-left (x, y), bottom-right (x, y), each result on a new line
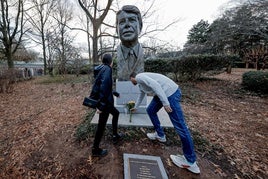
top-left (116, 5), bottom-right (144, 81)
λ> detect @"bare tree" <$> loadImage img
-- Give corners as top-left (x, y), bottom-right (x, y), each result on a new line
top-left (26, 0), bottom-right (56, 75)
top-left (52, 0), bottom-right (74, 75)
top-left (75, 3), bottom-right (93, 64)
top-left (13, 46), bottom-right (37, 62)
top-left (78, 0), bottom-right (113, 64)
top-left (77, 0), bottom-right (180, 63)
top-left (46, 28), bottom-right (59, 75)
top-left (0, 0), bottom-right (27, 68)
top-left (242, 45), bottom-right (268, 70)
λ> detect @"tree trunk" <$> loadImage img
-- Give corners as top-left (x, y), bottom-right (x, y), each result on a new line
top-left (42, 34), bottom-right (47, 75)
top-left (226, 64), bottom-right (232, 74)
top-left (7, 55), bottom-right (14, 69)
top-left (6, 47), bottom-right (14, 69)
top-left (92, 26), bottom-right (99, 64)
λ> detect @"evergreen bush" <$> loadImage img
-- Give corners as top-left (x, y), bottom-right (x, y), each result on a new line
top-left (242, 71), bottom-right (268, 94)
top-left (145, 54), bottom-right (234, 81)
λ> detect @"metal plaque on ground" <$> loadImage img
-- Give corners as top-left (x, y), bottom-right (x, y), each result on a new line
top-left (123, 153), bottom-right (168, 179)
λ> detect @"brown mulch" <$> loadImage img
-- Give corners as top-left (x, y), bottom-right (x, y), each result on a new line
top-left (0, 68), bottom-right (267, 178)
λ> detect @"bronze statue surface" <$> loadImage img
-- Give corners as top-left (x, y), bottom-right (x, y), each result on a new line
top-left (116, 5), bottom-right (144, 81)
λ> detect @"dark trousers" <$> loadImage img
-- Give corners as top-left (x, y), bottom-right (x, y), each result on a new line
top-left (93, 105), bottom-right (119, 149)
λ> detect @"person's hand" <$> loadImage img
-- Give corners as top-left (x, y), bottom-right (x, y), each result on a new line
top-left (130, 108), bottom-right (137, 113)
top-left (113, 91), bottom-right (120, 97)
top-left (96, 109), bottom-right (102, 113)
top-left (164, 105), bottom-right (172, 113)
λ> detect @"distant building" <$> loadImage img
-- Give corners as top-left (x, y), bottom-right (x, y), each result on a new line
top-left (14, 61), bottom-right (44, 76)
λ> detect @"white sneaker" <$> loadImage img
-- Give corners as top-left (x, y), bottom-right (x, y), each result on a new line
top-left (146, 132), bottom-right (166, 142)
top-left (170, 154), bottom-right (200, 174)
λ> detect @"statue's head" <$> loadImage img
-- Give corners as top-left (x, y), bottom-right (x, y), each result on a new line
top-left (116, 5), bottom-right (143, 47)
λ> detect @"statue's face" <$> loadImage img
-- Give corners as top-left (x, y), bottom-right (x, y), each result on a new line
top-left (117, 11), bottom-right (140, 44)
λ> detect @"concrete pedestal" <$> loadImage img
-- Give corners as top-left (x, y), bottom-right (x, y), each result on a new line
top-left (91, 96), bottom-right (173, 127)
top-left (115, 81), bottom-right (147, 114)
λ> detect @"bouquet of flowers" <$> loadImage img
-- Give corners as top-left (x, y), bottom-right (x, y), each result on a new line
top-left (126, 101), bottom-right (135, 122)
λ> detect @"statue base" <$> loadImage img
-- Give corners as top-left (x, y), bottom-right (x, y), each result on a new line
top-left (115, 81), bottom-right (147, 114)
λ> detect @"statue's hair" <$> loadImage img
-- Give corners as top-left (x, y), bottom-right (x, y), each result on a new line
top-left (116, 5), bottom-right (143, 33)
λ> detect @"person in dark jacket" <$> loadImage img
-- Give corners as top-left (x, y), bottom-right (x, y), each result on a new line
top-left (91, 54), bottom-right (123, 157)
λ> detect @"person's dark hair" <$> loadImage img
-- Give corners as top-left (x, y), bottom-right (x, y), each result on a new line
top-left (102, 54), bottom-right (113, 65)
top-left (116, 5), bottom-right (143, 33)
top-left (129, 72), bottom-right (137, 78)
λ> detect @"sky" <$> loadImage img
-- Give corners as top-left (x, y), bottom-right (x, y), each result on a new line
top-left (152, 0), bottom-right (230, 48)
top-left (73, 0), bottom-right (230, 50)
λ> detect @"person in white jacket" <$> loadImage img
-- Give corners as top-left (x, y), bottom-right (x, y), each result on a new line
top-left (129, 72), bottom-right (200, 174)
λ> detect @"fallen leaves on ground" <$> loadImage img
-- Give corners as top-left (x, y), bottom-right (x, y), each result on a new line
top-left (0, 69), bottom-right (267, 178)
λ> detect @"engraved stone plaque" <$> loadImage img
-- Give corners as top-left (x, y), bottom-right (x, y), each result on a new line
top-left (124, 153), bottom-right (168, 179)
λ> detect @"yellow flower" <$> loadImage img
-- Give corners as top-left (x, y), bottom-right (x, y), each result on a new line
top-left (126, 101), bottom-right (135, 122)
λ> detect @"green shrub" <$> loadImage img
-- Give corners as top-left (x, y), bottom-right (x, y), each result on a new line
top-left (242, 71), bottom-right (268, 94)
top-left (38, 75), bottom-right (89, 84)
top-left (176, 54), bottom-right (233, 80)
top-left (75, 110), bottom-right (96, 141)
top-left (145, 58), bottom-right (173, 75)
top-left (80, 64), bottom-right (92, 74)
top-left (145, 55), bottom-right (235, 81)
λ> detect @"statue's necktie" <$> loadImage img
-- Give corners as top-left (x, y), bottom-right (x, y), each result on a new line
top-left (128, 49), bottom-right (136, 71)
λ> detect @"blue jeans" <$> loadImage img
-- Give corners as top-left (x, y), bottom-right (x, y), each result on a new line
top-left (146, 89), bottom-right (197, 163)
